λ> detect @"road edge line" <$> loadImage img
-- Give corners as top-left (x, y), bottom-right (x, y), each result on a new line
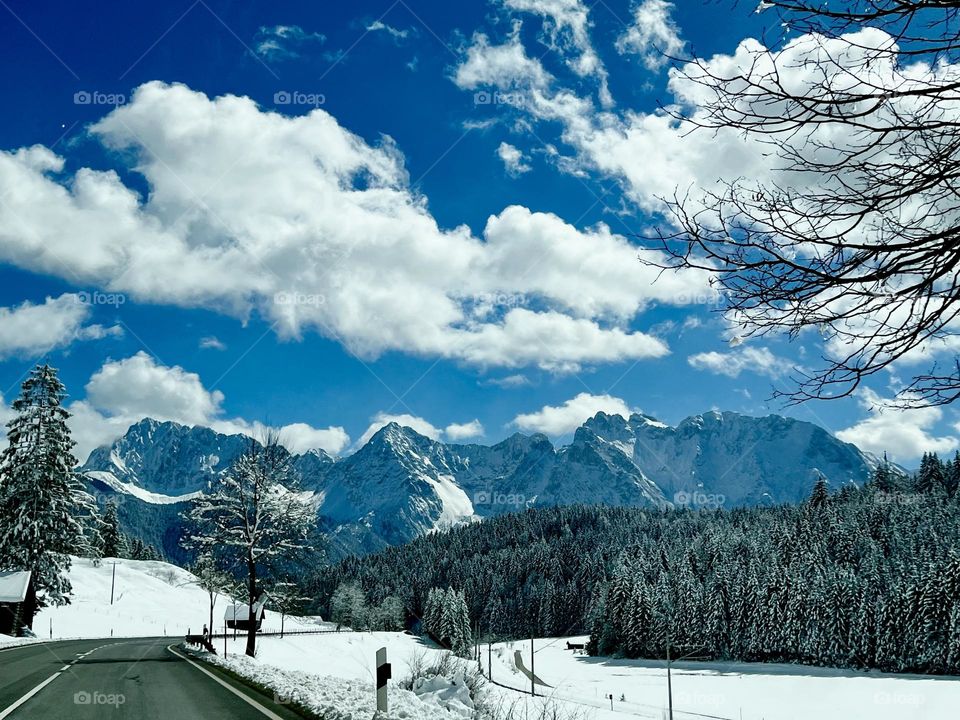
top-left (0, 671), bottom-right (62, 720)
top-left (166, 645), bottom-right (286, 720)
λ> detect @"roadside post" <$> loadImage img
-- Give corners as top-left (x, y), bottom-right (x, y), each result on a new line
top-left (375, 647), bottom-right (391, 715)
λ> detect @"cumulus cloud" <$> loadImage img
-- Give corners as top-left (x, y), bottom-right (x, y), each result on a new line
top-left (687, 346), bottom-right (789, 379)
top-left (512, 392), bottom-right (633, 435)
top-left (0, 82), bottom-right (713, 374)
top-left (497, 142), bottom-right (531, 175)
top-left (500, 0), bottom-right (612, 104)
top-left (69, 352), bottom-right (348, 461)
top-left (616, 0), bottom-right (685, 71)
top-left (836, 389), bottom-right (958, 463)
top-left (445, 419), bottom-right (485, 441)
top-left (0, 293), bottom-right (120, 359)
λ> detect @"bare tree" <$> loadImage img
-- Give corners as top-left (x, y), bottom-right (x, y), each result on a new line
top-left (185, 434), bottom-right (315, 657)
top-left (190, 552), bottom-right (237, 646)
top-left (655, 1), bottom-right (960, 406)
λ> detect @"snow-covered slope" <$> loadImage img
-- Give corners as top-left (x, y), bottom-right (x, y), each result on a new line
top-left (27, 556), bottom-right (316, 640)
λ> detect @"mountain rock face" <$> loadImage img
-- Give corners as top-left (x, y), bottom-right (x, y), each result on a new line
top-left (81, 411), bottom-right (877, 559)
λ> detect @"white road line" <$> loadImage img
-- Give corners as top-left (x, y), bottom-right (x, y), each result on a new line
top-left (166, 646), bottom-right (285, 720)
top-left (0, 671), bottom-right (62, 720)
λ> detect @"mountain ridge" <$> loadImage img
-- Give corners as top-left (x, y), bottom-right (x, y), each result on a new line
top-left (80, 410), bottom-right (888, 558)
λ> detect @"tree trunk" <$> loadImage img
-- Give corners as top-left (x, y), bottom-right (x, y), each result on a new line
top-left (281, 611), bottom-right (285, 639)
top-left (246, 558), bottom-right (257, 658)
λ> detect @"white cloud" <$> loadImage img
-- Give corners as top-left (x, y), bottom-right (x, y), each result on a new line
top-left (70, 352), bottom-right (348, 461)
top-left (485, 374), bottom-right (532, 388)
top-left (366, 20), bottom-right (409, 40)
top-left (0, 293), bottom-right (120, 359)
top-left (836, 389), bottom-right (959, 463)
top-left (0, 82), bottom-right (712, 373)
top-left (500, 0), bottom-right (612, 105)
top-left (254, 25), bottom-right (326, 59)
top-left (199, 336), bottom-right (226, 351)
top-left (512, 392), bottom-right (633, 435)
top-left (497, 142), bottom-right (531, 175)
top-left (445, 419), bottom-right (485, 441)
top-left (357, 412), bottom-right (443, 447)
top-left (687, 346), bottom-right (789, 378)
top-left (616, 0), bottom-right (685, 71)
top-left (85, 352), bottom-right (224, 426)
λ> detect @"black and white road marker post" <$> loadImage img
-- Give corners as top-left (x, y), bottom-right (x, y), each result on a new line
top-left (376, 647), bottom-right (391, 715)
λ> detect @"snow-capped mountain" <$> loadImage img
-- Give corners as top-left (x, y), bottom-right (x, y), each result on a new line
top-left (80, 410), bottom-right (879, 558)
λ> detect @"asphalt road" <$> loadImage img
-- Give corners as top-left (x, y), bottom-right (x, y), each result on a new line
top-left (0, 638), bottom-right (306, 719)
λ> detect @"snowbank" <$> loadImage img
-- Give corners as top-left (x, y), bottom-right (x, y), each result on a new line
top-left (201, 648), bottom-right (472, 720)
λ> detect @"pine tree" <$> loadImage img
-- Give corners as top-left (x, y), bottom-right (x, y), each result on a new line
top-left (100, 501), bottom-right (126, 558)
top-left (808, 475), bottom-right (830, 509)
top-left (0, 365), bottom-right (93, 609)
top-left (916, 453), bottom-right (947, 494)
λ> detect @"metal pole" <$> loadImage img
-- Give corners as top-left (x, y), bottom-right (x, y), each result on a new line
top-left (224, 622), bottom-right (227, 657)
top-left (488, 641), bottom-right (492, 681)
top-left (110, 562), bottom-right (116, 605)
top-left (530, 634), bottom-right (535, 697)
top-left (666, 626), bottom-right (673, 720)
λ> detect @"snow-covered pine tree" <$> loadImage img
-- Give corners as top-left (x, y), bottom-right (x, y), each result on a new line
top-left (100, 500), bottom-right (126, 558)
top-left (184, 434), bottom-right (316, 657)
top-left (0, 364), bottom-right (94, 610)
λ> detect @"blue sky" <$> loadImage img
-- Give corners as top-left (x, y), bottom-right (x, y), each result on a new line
top-left (0, 0), bottom-right (954, 464)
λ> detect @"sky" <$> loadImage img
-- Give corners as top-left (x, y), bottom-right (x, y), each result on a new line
top-left (0, 0), bottom-right (956, 465)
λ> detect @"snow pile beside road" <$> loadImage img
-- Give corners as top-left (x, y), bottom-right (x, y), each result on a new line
top-left (205, 650), bottom-right (465, 720)
top-left (412, 671), bottom-right (474, 718)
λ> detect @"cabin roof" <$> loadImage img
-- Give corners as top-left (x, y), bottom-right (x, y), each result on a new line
top-left (0, 571), bottom-right (31, 603)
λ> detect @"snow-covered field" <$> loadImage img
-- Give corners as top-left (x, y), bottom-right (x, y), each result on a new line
top-left (207, 632), bottom-right (960, 720)
top-left (0, 556), bottom-right (322, 644)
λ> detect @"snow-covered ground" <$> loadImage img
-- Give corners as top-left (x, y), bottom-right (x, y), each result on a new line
top-left (2, 556), bottom-right (323, 642)
top-left (206, 632), bottom-right (960, 720)
top-left (485, 636), bottom-right (959, 720)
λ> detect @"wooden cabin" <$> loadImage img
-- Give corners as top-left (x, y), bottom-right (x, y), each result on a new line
top-left (0, 570), bottom-right (36, 637)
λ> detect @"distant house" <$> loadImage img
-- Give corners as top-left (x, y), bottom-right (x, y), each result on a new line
top-left (224, 592), bottom-right (268, 631)
top-left (0, 570), bottom-right (36, 637)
